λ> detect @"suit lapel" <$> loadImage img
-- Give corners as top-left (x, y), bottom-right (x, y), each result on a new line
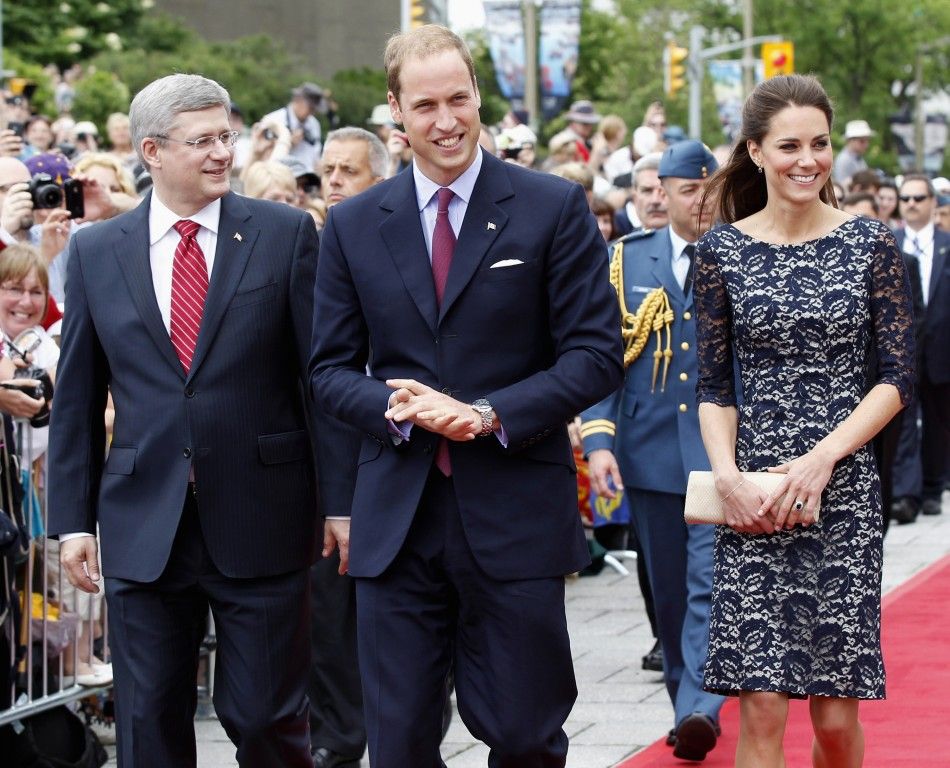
top-left (114, 195), bottom-right (184, 377)
top-left (379, 171), bottom-right (439, 332)
top-left (188, 192), bottom-right (256, 380)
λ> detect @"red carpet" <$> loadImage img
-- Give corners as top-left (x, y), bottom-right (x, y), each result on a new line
top-left (616, 554), bottom-right (950, 767)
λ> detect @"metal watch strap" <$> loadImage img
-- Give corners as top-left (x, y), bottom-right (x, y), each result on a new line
top-left (472, 398), bottom-right (494, 437)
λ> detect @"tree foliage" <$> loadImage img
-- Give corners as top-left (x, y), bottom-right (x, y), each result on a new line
top-left (4, 0), bottom-right (147, 68)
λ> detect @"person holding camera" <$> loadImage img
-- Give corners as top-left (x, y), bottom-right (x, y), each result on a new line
top-left (264, 82), bottom-right (326, 174)
top-left (0, 157), bottom-right (33, 245)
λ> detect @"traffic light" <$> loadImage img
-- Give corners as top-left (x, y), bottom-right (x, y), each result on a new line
top-left (409, 0), bottom-right (426, 29)
top-left (664, 42), bottom-right (689, 99)
top-left (762, 41), bottom-right (794, 79)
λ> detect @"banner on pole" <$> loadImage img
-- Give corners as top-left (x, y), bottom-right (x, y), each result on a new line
top-left (483, 0), bottom-right (526, 100)
top-left (539, 0), bottom-right (582, 119)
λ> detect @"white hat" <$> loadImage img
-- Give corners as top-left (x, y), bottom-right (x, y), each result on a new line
top-left (932, 176), bottom-right (950, 194)
top-left (844, 120), bottom-right (874, 140)
top-left (633, 125), bottom-right (658, 157)
top-left (73, 120), bottom-right (98, 136)
top-left (366, 104), bottom-right (394, 127)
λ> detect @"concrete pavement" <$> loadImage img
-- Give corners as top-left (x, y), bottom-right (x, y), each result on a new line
top-left (101, 491), bottom-right (950, 767)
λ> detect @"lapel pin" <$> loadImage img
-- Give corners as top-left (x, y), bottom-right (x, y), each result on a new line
top-left (487, 221), bottom-right (496, 231)
top-left (233, 232), bottom-right (243, 242)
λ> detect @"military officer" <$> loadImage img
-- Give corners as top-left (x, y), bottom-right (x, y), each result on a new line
top-left (581, 140), bottom-right (725, 762)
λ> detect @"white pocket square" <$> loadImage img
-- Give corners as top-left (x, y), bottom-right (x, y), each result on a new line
top-left (489, 259), bottom-right (524, 269)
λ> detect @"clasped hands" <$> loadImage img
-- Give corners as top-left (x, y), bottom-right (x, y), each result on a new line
top-left (718, 448), bottom-right (834, 534)
top-left (384, 378), bottom-right (480, 441)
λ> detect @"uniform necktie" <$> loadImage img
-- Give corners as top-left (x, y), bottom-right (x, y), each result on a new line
top-left (170, 220), bottom-right (209, 374)
top-left (432, 188), bottom-right (455, 475)
top-left (682, 243), bottom-right (696, 296)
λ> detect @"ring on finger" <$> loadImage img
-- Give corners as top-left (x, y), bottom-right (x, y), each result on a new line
top-left (793, 500), bottom-right (804, 511)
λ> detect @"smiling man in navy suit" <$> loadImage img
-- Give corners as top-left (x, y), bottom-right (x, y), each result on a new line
top-left (310, 24), bottom-right (622, 768)
top-left (47, 74), bottom-right (355, 767)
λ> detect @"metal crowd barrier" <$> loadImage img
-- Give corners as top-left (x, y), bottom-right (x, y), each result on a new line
top-left (0, 420), bottom-right (112, 728)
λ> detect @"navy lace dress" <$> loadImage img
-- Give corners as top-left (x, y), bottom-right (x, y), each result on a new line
top-left (693, 216), bottom-right (915, 699)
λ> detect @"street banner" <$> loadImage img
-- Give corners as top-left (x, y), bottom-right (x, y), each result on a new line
top-left (483, 0), bottom-right (526, 100)
top-left (539, 0), bottom-right (582, 119)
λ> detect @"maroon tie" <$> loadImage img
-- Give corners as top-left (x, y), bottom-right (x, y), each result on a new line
top-left (432, 187), bottom-right (455, 305)
top-left (170, 220), bottom-right (209, 374)
top-left (432, 188), bottom-right (455, 475)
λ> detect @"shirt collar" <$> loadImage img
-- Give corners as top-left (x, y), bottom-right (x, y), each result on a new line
top-left (904, 221), bottom-right (934, 245)
top-left (149, 193), bottom-right (221, 246)
top-left (668, 227), bottom-right (693, 261)
top-left (413, 146), bottom-right (483, 212)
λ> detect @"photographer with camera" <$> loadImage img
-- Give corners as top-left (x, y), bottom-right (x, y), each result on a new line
top-left (263, 82), bottom-right (326, 174)
top-left (23, 152), bottom-right (138, 305)
top-left (0, 157), bottom-right (33, 245)
top-left (236, 118), bottom-right (291, 181)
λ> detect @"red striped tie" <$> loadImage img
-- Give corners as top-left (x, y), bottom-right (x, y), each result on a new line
top-left (170, 220), bottom-right (208, 374)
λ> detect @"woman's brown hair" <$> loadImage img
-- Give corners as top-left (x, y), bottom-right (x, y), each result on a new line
top-left (703, 74), bottom-right (838, 224)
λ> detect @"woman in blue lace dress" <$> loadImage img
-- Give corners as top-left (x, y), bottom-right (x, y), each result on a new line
top-left (693, 75), bottom-right (915, 767)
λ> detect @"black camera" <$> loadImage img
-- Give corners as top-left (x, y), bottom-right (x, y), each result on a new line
top-left (6, 121), bottom-right (25, 138)
top-left (28, 173), bottom-right (84, 219)
top-left (4, 337), bottom-right (55, 428)
top-left (2, 370), bottom-right (54, 428)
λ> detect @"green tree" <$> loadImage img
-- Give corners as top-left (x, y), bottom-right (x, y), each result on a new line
top-left (4, 0), bottom-right (147, 68)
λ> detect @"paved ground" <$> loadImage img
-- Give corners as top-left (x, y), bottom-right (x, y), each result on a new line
top-left (100, 491), bottom-right (950, 767)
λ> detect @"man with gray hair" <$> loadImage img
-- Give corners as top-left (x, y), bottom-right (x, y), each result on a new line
top-left (320, 127), bottom-right (387, 209)
top-left (48, 73), bottom-right (356, 767)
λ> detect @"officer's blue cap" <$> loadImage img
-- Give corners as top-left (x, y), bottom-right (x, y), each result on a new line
top-left (657, 139), bottom-right (718, 180)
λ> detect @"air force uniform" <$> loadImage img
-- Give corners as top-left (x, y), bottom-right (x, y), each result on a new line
top-left (581, 141), bottom-right (724, 756)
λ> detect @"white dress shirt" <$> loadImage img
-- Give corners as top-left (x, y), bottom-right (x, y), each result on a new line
top-left (668, 228), bottom-right (693, 291)
top-left (413, 147), bottom-right (483, 256)
top-left (149, 195), bottom-right (220, 330)
top-left (902, 222), bottom-right (934, 306)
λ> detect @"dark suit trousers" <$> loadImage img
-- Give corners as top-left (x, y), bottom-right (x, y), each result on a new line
top-left (105, 489), bottom-right (312, 768)
top-left (920, 359), bottom-right (950, 502)
top-left (355, 469), bottom-right (576, 768)
top-left (308, 549), bottom-right (365, 758)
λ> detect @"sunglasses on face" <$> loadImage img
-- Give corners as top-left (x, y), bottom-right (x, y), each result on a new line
top-left (899, 194), bottom-right (931, 203)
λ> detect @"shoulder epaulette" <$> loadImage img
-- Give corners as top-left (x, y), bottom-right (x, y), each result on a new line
top-left (610, 228), bottom-right (656, 248)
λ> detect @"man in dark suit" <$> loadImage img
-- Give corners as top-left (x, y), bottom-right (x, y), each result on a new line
top-left (310, 25), bottom-right (622, 768)
top-left (47, 74), bottom-right (354, 767)
top-left (581, 141), bottom-right (724, 762)
top-left (893, 174), bottom-right (949, 519)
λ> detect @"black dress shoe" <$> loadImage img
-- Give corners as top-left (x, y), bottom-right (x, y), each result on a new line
top-left (312, 747), bottom-right (361, 768)
top-left (641, 639), bottom-right (664, 672)
top-left (672, 713), bottom-right (718, 761)
top-left (666, 728), bottom-right (677, 747)
top-left (890, 497), bottom-right (918, 525)
top-left (922, 498), bottom-right (943, 516)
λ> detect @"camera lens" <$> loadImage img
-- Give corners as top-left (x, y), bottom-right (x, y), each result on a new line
top-left (37, 184), bottom-right (63, 208)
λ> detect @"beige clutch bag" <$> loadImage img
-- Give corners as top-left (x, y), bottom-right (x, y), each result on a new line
top-left (684, 470), bottom-right (820, 524)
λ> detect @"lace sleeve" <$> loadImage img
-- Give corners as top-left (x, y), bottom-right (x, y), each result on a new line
top-left (870, 225), bottom-right (915, 405)
top-left (694, 231), bottom-right (736, 406)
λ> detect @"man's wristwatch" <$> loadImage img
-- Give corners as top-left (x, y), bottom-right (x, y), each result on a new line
top-left (471, 398), bottom-right (495, 438)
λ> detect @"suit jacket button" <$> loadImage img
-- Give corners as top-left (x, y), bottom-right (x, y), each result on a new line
top-left (183, 447), bottom-right (193, 459)
top-left (184, 387), bottom-right (195, 398)
top-left (441, 387), bottom-right (451, 394)
top-left (423, 444), bottom-right (433, 454)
